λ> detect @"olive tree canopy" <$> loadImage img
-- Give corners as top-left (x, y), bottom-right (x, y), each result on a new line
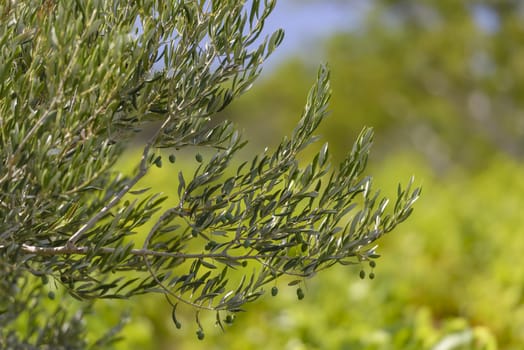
top-left (0, 0), bottom-right (419, 347)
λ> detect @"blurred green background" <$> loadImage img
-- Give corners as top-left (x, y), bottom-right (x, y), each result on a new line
top-left (77, 1), bottom-right (524, 349)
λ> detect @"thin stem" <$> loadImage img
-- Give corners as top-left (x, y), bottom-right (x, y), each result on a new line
top-left (4, 242), bottom-right (357, 268)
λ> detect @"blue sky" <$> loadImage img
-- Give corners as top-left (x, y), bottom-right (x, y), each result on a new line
top-left (260, 0), bottom-right (370, 69)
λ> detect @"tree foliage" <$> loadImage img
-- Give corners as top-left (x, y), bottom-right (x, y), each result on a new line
top-left (0, 0), bottom-right (419, 346)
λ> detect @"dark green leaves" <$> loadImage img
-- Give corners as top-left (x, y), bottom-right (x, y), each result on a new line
top-left (0, 1), bottom-right (420, 343)
top-left (135, 65), bottom-right (420, 330)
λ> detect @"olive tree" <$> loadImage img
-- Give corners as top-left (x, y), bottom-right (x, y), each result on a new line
top-left (0, 0), bottom-right (419, 347)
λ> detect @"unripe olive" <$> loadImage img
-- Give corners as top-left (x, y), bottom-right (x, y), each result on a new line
top-left (196, 329), bottom-right (205, 340)
top-left (369, 272), bottom-right (375, 280)
top-left (369, 260), bottom-right (376, 268)
top-left (205, 241), bottom-right (216, 251)
top-left (359, 270), bottom-right (366, 279)
top-left (296, 287), bottom-right (304, 300)
top-left (271, 286), bottom-right (278, 296)
top-left (169, 154), bottom-right (176, 163)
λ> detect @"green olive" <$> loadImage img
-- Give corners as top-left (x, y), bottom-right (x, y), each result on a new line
top-left (297, 288), bottom-right (304, 300)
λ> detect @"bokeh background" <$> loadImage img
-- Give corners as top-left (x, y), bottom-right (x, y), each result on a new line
top-left (82, 1), bottom-right (524, 349)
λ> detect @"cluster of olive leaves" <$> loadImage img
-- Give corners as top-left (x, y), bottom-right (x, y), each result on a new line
top-left (0, 0), bottom-right (419, 345)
